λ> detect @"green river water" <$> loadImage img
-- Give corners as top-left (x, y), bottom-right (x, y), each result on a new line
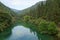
top-left (0, 23), bottom-right (55, 40)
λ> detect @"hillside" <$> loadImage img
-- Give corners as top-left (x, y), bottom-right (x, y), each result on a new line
top-left (0, 2), bottom-right (16, 31)
top-left (0, 0), bottom-right (60, 40)
top-left (18, 0), bottom-right (60, 39)
top-left (19, 0), bottom-right (60, 26)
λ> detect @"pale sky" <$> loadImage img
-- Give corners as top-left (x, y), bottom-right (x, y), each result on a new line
top-left (0, 0), bottom-right (45, 10)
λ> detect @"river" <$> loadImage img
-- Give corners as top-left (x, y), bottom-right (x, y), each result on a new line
top-left (0, 24), bottom-right (54, 40)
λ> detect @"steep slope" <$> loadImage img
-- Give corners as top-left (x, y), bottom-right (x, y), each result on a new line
top-left (0, 2), bottom-right (16, 31)
top-left (0, 2), bottom-right (16, 17)
top-left (19, 0), bottom-right (60, 25)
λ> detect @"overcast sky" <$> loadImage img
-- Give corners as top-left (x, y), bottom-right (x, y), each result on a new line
top-left (0, 0), bottom-right (45, 10)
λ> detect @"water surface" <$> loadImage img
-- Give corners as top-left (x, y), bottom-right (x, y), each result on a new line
top-left (6, 25), bottom-right (38, 40)
top-left (0, 25), bottom-right (54, 40)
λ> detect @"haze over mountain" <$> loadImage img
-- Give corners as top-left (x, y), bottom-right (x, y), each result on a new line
top-left (0, 0), bottom-right (46, 10)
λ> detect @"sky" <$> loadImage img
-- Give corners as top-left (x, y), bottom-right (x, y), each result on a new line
top-left (0, 0), bottom-right (45, 10)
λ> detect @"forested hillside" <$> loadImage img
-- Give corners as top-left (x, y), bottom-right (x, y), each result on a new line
top-left (0, 0), bottom-right (60, 39)
top-left (18, 0), bottom-right (60, 39)
top-left (0, 2), bottom-right (16, 31)
top-left (20, 0), bottom-right (60, 26)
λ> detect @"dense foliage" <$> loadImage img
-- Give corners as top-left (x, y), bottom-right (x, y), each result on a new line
top-left (0, 0), bottom-right (60, 39)
top-left (0, 2), bottom-right (16, 31)
top-left (20, 0), bottom-right (60, 26)
top-left (22, 15), bottom-right (58, 35)
top-left (19, 0), bottom-right (60, 37)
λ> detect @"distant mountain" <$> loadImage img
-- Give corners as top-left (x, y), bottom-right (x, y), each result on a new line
top-left (18, 1), bottom-right (46, 15)
top-left (0, 2), bottom-right (13, 13)
top-left (11, 9), bottom-right (22, 14)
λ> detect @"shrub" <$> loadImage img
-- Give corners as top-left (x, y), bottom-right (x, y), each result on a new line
top-left (38, 20), bottom-right (58, 35)
top-left (38, 20), bottom-right (49, 33)
top-left (48, 22), bottom-right (58, 35)
top-left (23, 15), bottom-right (31, 22)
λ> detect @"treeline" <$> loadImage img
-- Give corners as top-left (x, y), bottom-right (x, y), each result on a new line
top-left (18, 0), bottom-right (60, 38)
top-left (20, 0), bottom-right (60, 26)
top-left (0, 2), bottom-right (16, 32)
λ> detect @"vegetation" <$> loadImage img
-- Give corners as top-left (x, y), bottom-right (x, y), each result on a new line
top-left (39, 20), bottom-right (57, 35)
top-left (0, 2), bottom-right (16, 32)
top-left (20, 0), bottom-right (60, 25)
top-left (22, 15), bottom-right (58, 35)
top-left (0, 0), bottom-right (60, 40)
top-left (18, 0), bottom-right (60, 39)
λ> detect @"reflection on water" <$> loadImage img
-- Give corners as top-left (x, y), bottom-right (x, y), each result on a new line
top-left (7, 26), bottom-right (38, 40)
top-left (0, 27), bottom-right (12, 40)
top-left (0, 24), bottom-right (54, 40)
